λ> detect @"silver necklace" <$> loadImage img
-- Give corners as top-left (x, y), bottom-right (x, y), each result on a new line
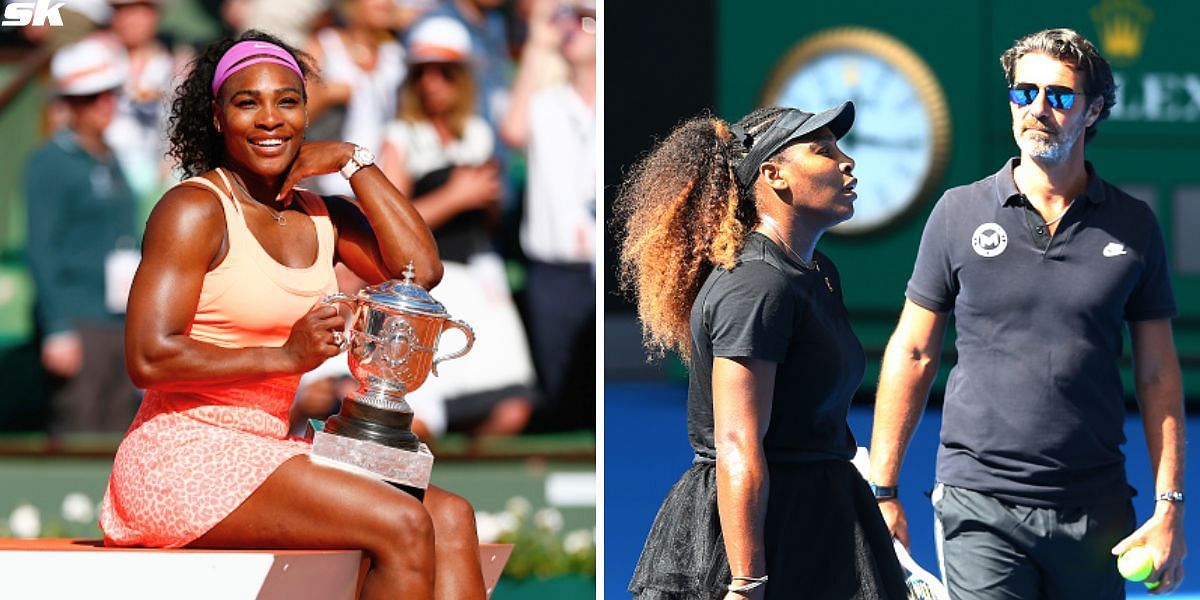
top-left (756, 218), bottom-right (835, 293)
top-left (229, 170), bottom-right (287, 226)
top-left (1041, 200), bottom-right (1073, 228)
top-left (757, 219), bottom-right (818, 271)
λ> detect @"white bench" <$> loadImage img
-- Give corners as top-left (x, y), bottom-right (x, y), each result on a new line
top-left (0, 538), bottom-right (512, 599)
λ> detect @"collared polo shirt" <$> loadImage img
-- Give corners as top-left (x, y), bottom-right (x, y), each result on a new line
top-left (906, 158), bottom-right (1176, 507)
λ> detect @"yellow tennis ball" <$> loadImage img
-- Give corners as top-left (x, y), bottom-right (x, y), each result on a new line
top-left (1118, 547), bottom-right (1154, 582)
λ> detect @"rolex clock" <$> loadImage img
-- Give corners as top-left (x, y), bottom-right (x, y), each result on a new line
top-left (762, 28), bottom-right (951, 235)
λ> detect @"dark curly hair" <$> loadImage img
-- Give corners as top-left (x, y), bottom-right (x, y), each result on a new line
top-left (614, 106), bottom-right (793, 362)
top-left (1000, 28), bottom-right (1116, 143)
top-left (168, 30), bottom-right (317, 177)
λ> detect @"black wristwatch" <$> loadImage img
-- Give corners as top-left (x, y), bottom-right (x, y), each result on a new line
top-left (870, 483), bottom-right (899, 501)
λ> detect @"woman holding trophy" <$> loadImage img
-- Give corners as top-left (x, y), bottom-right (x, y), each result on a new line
top-left (98, 31), bottom-right (486, 600)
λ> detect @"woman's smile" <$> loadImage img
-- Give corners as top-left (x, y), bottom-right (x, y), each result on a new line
top-left (215, 63), bottom-right (307, 177)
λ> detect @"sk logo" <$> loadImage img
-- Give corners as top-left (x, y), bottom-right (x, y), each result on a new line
top-left (1, 0), bottom-right (64, 27)
top-left (971, 223), bottom-right (1008, 258)
top-left (1103, 242), bottom-right (1128, 257)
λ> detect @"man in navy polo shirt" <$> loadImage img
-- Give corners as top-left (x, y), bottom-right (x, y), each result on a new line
top-left (868, 28), bottom-right (1186, 598)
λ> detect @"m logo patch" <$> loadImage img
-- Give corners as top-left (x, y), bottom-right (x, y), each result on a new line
top-left (971, 223), bottom-right (1008, 257)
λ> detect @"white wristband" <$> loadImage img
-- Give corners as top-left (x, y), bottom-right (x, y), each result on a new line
top-left (728, 575), bottom-right (768, 593)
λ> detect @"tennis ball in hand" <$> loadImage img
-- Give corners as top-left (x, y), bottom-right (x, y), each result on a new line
top-left (1118, 546), bottom-right (1154, 582)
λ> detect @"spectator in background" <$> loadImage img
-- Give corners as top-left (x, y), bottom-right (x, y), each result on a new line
top-left (241, 0), bottom-right (329, 48)
top-left (217, 0), bottom-right (253, 36)
top-left (305, 0), bottom-right (406, 197)
top-left (104, 0), bottom-right (177, 212)
top-left (417, 0), bottom-right (511, 133)
top-left (379, 16), bottom-right (535, 439)
top-left (414, 0), bottom-right (518, 232)
top-left (25, 36), bottom-right (140, 434)
top-left (501, 0), bottom-right (594, 430)
top-left (394, 0), bottom-right (439, 33)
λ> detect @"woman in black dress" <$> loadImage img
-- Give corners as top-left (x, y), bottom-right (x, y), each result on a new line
top-left (616, 103), bottom-right (908, 600)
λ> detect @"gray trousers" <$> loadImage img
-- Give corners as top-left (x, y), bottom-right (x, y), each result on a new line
top-left (934, 484), bottom-right (1134, 600)
top-left (47, 321), bottom-right (140, 434)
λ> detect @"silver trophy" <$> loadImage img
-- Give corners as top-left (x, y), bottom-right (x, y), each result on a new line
top-left (310, 263), bottom-right (474, 499)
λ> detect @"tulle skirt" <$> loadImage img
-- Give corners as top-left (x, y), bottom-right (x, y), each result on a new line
top-left (629, 459), bottom-right (908, 600)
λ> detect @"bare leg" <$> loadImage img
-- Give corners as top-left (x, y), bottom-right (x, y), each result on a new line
top-left (190, 455), bottom-right (435, 600)
top-left (425, 485), bottom-right (486, 600)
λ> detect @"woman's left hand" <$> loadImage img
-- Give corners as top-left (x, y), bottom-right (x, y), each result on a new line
top-left (277, 141), bottom-right (356, 204)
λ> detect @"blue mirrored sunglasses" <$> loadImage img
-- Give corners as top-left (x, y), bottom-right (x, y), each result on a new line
top-left (1008, 83), bottom-right (1079, 110)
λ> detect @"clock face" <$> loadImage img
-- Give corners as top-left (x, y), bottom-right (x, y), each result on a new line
top-left (763, 29), bottom-right (950, 235)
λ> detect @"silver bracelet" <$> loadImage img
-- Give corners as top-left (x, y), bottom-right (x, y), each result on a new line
top-left (1156, 490), bottom-right (1185, 503)
top-left (728, 575), bottom-right (768, 593)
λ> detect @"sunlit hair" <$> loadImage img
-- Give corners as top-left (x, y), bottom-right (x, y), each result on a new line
top-left (397, 61), bottom-right (476, 139)
top-left (614, 107), bottom-right (793, 362)
top-left (1000, 28), bottom-right (1116, 143)
top-left (168, 30), bottom-right (316, 177)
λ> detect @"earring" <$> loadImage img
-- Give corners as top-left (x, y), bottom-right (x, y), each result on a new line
top-left (214, 121), bottom-right (221, 133)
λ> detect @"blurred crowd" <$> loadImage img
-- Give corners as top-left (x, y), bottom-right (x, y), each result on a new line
top-left (2, 0), bottom-right (596, 439)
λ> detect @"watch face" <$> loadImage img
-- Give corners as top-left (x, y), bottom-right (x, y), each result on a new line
top-left (355, 145), bottom-right (376, 166)
top-left (763, 29), bottom-right (951, 235)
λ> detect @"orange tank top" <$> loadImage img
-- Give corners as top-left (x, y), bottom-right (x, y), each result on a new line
top-left (183, 169), bottom-right (338, 349)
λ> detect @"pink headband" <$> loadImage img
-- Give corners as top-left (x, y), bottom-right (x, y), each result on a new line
top-left (211, 40), bottom-right (305, 96)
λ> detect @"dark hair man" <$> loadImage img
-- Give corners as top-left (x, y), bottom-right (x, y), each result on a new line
top-left (869, 28), bottom-right (1186, 598)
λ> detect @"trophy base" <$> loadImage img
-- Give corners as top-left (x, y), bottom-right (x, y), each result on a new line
top-left (311, 430), bottom-right (434, 500)
top-left (323, 399), bottom-right (421, 451)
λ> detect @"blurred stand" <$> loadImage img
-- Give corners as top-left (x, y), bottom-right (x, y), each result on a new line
top-left (501, 0), bottom-right (595, 432)
top-left (305, 0), bottom-right (405, 196)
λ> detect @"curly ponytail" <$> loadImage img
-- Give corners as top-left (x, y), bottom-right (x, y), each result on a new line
top-left (615, 107), bottom-right (792, 362)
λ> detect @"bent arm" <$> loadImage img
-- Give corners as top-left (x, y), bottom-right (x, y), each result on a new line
top-left (713, 356), bottom-right (775, 597)
top-left (868, 299), bottom-right (948, 544)
top-left (125, 186), bottom-right (305, 389)
top-left (331, 160), bottom-right (443, 288)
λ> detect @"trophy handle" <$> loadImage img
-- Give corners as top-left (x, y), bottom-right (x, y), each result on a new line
top-left (431, 319), bottom-right (474, 376)
top-left (322, 293), bottom-right (357, 352)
